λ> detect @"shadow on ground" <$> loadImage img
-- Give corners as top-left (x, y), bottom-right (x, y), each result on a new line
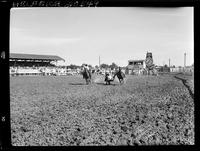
top-left (68, 83), bottom-right (86, 85)
top-left (68, 82), bottom-right (117, 86)
top-left (95, 82), bottom-right (117, 86)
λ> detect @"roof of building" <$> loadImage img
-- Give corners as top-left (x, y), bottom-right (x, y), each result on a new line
top-left (10, 53), bottom-right (65, 61)
top-left (128, 59), bottom-right (145, 62)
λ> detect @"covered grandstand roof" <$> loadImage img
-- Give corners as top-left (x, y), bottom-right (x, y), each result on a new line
top-left (10, 53), bottom-right (65, 61)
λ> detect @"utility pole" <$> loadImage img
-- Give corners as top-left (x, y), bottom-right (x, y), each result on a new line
top-left (99, 56), bottom-right (100, 68)
top-left (169, 58), bottom-right (170, 67)
top-left (184, 53), bottom-right (186, 68)
top-left (184, 53), bottom-right (186, 74)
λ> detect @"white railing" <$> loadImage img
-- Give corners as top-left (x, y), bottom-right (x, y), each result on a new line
top-left (17, 69), bottom-right (41, 74)
top-left (10, 68), bottom-right (43, 76)
top-left (9, 67), bottom-right (91, 76)
top-left (170, 67), bottom-right (193, 73)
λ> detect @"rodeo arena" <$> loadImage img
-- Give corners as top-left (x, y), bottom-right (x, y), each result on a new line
top-left (10, 52), bottom-right (194, 146)
top-left (9, 52), bottom-right (193, 78)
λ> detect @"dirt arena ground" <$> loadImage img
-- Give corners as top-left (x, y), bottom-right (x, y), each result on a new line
top-left (10, 73), bottom-right (194, 145)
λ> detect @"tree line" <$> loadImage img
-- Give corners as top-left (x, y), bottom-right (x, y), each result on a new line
top-left (65, 62), bottom-right (119, 70)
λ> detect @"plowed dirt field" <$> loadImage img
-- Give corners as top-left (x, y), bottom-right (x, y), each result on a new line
top-left (10, 74), bottom-right (194, 146)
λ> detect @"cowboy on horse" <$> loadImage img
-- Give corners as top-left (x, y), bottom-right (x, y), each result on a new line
top-left (113, 67), bottom-right (126, 84)
top-left (82, 64), bottom-right (92, 84)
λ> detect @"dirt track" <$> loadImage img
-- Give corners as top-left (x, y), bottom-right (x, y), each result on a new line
top-left (10, 74), bottom-right (194, 145)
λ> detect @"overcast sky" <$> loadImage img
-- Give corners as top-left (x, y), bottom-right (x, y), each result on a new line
top-left (10, 7), bottom-right (193, 67)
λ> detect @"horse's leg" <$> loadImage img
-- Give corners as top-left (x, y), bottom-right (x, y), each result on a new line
top-left (119, 79), bottom-right (122, 84)
top-left (118, 77), bottom-right (121, 83)
top-left (121, 79), bottom-right (124, 84)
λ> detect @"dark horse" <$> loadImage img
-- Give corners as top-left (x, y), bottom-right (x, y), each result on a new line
top-left (113, 68), bottom-right (126, 84)
top-left (82, 68), bottom-right (92, 85)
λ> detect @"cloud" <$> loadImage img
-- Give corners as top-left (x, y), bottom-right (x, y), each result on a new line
top-left (11, 34), bottom-right (81, 48)
top-left (10, 27), bottom-right (81, 47)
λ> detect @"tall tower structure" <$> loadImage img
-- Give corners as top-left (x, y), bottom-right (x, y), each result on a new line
top-left (145, 52), bottom-right (157, 75)
top-left (145, 52), bottom-right (154, 70)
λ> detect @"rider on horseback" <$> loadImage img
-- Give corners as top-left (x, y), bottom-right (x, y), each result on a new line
top-left (84, 64), bottom-right (89, 70)
top-left (113, 67), bottom-right (123, 77)
top-left (83, 64), bottom-right (91, 76)
top-left (82, 64), bottom-right (92, 84)
top-left (113, 67), bottom-right (126, 84)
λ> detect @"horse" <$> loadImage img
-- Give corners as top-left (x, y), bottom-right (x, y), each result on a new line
top-left (113, 70), bottom-right (126, 84)
top-left (82, 68), bottom-right (92, 85)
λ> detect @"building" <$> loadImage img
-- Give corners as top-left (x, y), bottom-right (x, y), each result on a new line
top-left (126, 60), bottom-right (146, 75)
top-left (170, 66), bottom-right (194, 74)
top-left (9, 53), bottom-right (65, 76)
top-left (10, 53), bottom-right (65, 67)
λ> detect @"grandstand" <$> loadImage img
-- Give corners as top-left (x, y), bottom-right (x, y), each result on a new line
top-left (9, 53), bottom-right (65, 76)
top-left (10, 53), bottom-right (65, 67)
